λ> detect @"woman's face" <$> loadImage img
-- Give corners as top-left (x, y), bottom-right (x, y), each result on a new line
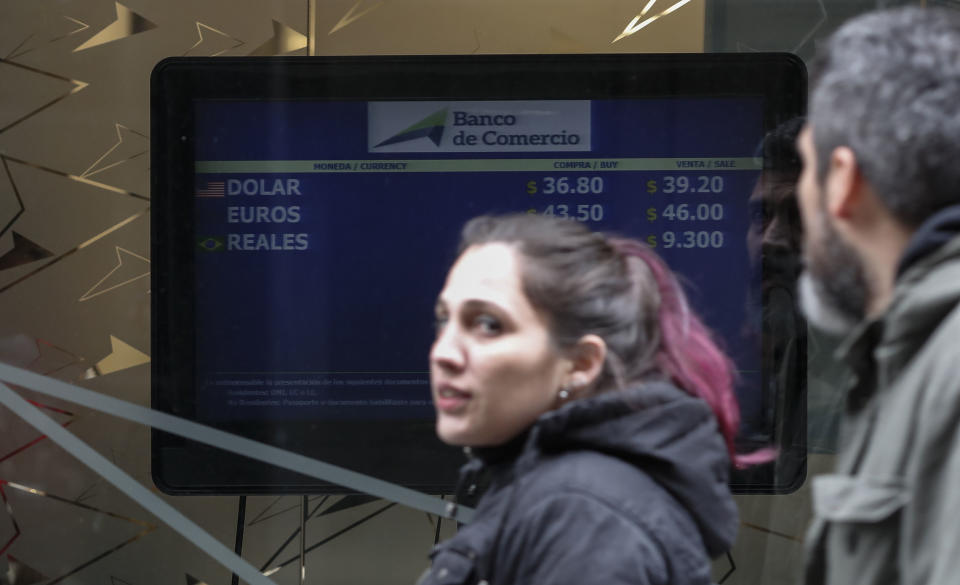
top-left (430, 243), bottom-right (571, 447)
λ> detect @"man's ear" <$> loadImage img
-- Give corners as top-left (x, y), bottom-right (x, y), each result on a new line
top-left (825, 146), bottom-right (864, 220)
top-left (566, 334), bottom-right (607, 393)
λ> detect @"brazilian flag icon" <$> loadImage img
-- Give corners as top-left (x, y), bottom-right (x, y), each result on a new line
top-left (197, 236), bottom-right (225, 252)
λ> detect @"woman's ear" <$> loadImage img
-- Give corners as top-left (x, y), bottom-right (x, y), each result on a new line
top-left (567, 334), bottom-right (607, 392)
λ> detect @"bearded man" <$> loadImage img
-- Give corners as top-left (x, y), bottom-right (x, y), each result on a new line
top-left (798, 6), bottom-right (960, 585)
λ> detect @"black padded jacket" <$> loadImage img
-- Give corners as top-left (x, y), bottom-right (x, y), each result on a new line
top-left (417, 381), bottom-right (739, 585)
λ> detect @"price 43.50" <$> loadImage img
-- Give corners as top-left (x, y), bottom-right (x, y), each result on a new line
top-left (541, 204), bottom-right (604, 221)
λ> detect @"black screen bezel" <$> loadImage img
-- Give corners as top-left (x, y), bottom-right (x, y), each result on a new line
top-left (151, 53), bottom-right (807, 495)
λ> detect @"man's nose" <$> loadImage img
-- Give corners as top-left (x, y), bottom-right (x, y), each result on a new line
top-left (763, 215), bottom-right (797, 252)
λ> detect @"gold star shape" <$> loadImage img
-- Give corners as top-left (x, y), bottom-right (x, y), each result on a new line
top-left (89, 335), bottom-right (150, 377)
top-left (184, 23), bottom-right (245, 57)
top-left (0, 153), bottom-right (148, 295)
top-left (0, 482), bottom-right (156, 585)
top-left (329, 1), bottom-right (385, 35)
top-left (249, 20), bottom-right (307, 56)
top-left (613, 0), bottom-right (695, 43)
top-left (0, 399), bottom-right (75, 464)
top-left (4, 16), bottom-right (90, 60)
top-left (0, 232), bottom-right (54, 272)
top-left (78, 247), bottom-right (149, 303)
top-left (79, 123), bottom-right (149, 181)
top-left (0, 60), bottom-right (88, 135)
top-left (74, 2), bottom-right (157, 52)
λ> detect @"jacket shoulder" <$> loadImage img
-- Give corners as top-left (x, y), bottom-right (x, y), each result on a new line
top-left (504, 450), bottom-right (711, 582)
top-left (521, 449), bottom-right (666, 503)
top-left (520, 449), bottom-right (700, 530)
top-left (500, 488), bottom-right (673, 585)
top-left (897, 300), bottom-right (960, 405)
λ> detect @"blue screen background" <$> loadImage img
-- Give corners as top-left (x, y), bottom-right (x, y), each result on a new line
top-left (192, 99), bottom-right (766, 429)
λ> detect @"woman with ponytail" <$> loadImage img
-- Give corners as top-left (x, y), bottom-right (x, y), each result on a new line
top-left (420, 213), bottom-right (762, 585)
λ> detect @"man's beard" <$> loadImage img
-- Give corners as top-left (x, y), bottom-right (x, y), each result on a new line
top-left (799, 212), bottom-right (870, 336)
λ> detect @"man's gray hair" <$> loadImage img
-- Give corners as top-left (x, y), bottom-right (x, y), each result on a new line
top-left (809, 7), bottom-right (960, 227)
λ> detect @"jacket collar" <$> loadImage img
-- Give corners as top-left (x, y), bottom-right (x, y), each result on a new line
top-left (836, 317), bottom-right (884, 412)
top-left (896, 204), bottom-right (960, 278)
top-left (458, 381), bottom-right (738, 556)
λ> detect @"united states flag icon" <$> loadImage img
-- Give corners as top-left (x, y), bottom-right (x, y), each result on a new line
top-left (196, 181), bottom-right (225, 197)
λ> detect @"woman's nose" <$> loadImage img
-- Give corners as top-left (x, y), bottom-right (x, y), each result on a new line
top-left (430, 324), bottom-right (465, 371)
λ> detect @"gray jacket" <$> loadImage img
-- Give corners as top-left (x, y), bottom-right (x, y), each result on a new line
top-left (805, 214), bottom-right (960, 584)
top-left (419, 382), bottom-right (738, 585)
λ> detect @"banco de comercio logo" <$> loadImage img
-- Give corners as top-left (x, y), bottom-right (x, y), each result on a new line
top-left (370, 101), bottom-right (591, 152)
top-left (375, 108), bottom-right (448, 148)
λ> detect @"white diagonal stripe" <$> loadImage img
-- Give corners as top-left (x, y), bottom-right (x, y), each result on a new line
top-left (0, 362), bottom-right (473, 525)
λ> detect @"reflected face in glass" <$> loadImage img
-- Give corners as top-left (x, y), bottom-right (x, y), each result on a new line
top-left (747, 173), bottom-right (803, 289)
top-left (430, 243), bottom-right (570, 447)
top-left (796, 125), bottom-right (868, 334)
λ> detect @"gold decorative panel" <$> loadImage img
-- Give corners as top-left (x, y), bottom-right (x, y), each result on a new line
top-left (3, 0), bottom-right (948, 583)
top-left (312, 0), bottom-right (705, 54)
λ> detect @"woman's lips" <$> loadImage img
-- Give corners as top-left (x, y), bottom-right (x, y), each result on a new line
top-left (434, 384), bottom-right (471, 413)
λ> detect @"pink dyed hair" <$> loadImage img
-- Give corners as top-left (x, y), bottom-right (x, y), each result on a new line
top-left (610, 239), bottom-right (774, 467)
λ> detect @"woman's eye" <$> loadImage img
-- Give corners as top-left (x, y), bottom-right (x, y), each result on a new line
top-left (433, 315), bottom-right (448, 333)
top-left (474, 314), bottom-right (502, 336)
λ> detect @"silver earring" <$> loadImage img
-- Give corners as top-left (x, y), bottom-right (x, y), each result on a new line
top-left (558, 388), bottom-right (570, 400)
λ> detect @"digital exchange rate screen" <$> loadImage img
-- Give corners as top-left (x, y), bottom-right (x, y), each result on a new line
top-left (193, 98), bottom-right (766, 435)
